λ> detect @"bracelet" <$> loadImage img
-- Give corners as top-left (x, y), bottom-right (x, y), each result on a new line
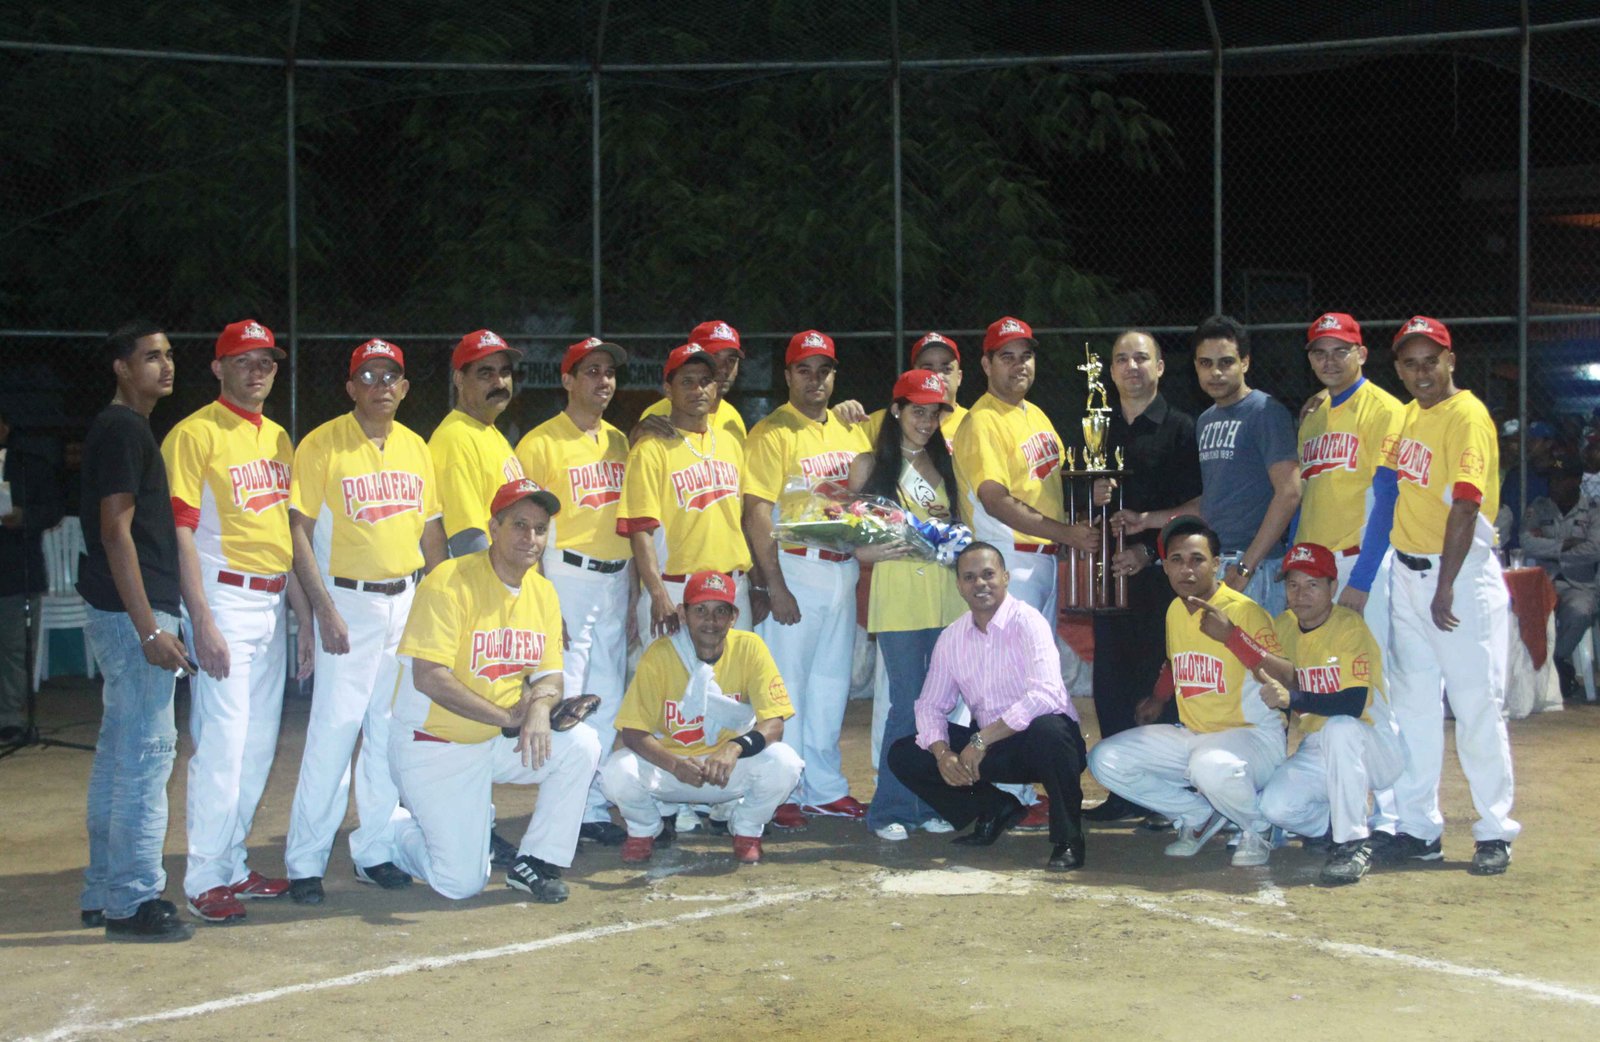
top-left (731, 730), bottom-right (767, 758)
top-left (967, 732), bottom-right (987, 752)
top-left (1235, 562), bottom-right (1253, 578)
top-left (142, 629), bottom-right (160, 645)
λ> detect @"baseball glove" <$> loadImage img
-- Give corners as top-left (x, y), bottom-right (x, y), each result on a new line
top-left (501, 695), bottom-right (602, 738)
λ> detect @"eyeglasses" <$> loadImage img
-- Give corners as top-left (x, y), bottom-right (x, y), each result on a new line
top-left (354, 368), bottom-right (404, 387)
top-left (1306, 345), bottom-right (1358, 364)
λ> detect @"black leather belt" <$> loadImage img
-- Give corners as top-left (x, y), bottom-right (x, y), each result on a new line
top-left (333, 572), bottom-right (418, 596)
top-left (562, 550), bottom-right (628, 574)
top-left (1395, 551), bottom-right (1432, 572)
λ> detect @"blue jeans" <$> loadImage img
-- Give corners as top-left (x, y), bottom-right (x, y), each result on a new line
top-left (867, 628), bottom-right (943, 830)
top-left (81, 607), bottom-right (179, 919)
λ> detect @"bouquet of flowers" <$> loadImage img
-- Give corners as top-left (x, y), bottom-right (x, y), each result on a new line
top-left (773, 479), bottom-right (973, 565)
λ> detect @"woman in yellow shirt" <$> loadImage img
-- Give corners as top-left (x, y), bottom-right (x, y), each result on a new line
top-left (848, 369), bottom-right (969, 840)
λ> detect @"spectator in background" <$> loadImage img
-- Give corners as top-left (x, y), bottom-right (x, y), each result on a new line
top-left (1498, 418), bottom-right (1556, 550)
top-left (1580, 440), bottom-right (1600, 504)
top-left (1522, 454), bottom-right (1599, 699)
top-left (0, 406), bottom-right (67, 742)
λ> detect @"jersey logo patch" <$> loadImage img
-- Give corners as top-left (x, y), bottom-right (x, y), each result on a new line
top-left (1295, 663), bottom-right (1342, 694)
top-left (1020, 431), bottom-right (1061, 480)
top-left (340, 471), bottom-right (426, 524)
top-left (1393, 438), bottom-right (1433, 487)
top-left (568, 460), bottom-right (626, 509)
top-left (1458, 447), bottom-right (1486, 481)
top-left (670, 459), bottom-right (740, 512)
top-left (1351, 654), bottom-right (1370, 681)
top-left (469, 628), bottom-right (547, 682)
top-left (1172, 651), bottom-right (1226, 699)
top-left (1300, 431), bottom-right (1360, 480)
top-left (229, 458), bottom-right (292, 514)
top-left (663, 698), bottom-right (705, 745)
top-left (798, 450), bottom-right (856, 486)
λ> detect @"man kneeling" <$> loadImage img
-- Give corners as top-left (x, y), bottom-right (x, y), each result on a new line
top-left (887, 542), bottom-right (1088, 871)
top-left (389, 479), bottom-right (601, 902)
top-left (601, 571), bottom-right (802, 866)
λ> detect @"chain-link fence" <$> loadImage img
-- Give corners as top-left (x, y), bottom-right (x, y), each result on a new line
top-left (4, 1), bottom-right (1599, 520)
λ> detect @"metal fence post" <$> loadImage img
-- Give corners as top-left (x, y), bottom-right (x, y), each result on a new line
top-left (1203, 1), bottom-right (1222, 316)
top-left (286, 1), bottom-right (301, 439)
top-left (891, 0), bottom-right (905, 371)
top-left (1517, 1), bottom-right (1530, 524)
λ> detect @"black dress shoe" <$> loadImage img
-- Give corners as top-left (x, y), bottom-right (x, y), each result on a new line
top-left (657, 814), bottom-right (678, 848)
top-left (952, 797), bottom-right (1027, 847)
top-left (578, 821), bottom-right (628, 846)
top-left (354, 862), bottom-right (413, 889)
top-left (81, 909), bottom-right (105, 928)
top-left (489, 829), bottom-right (519, 869)
top-left (1082, 794), bottom-right (1144, 822)
top-left (1047, 842), bottom-right (1086, 871)
top-left (105, 899), bottom-right (194, 943)
top-left (289, 877), bottom-right (325, 905)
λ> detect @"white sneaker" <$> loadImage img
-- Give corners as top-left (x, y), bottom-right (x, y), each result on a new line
top-left (674, 807), bottom-right (702, 833)
top-left (1164, 813), bottom-right (1227, 857)
top-left (920, 818), bottom-right (956, 834)
top-left (874, 823), bottom-right (909, 841)
top-left (1231, 828), bottom-right (1272, 867)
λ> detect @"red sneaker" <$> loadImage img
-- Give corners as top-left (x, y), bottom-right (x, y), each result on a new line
top-left (620, 836), bottom-right (655, 864)
top-left (229, 871), bottom-right (289, 899)
top-left (1015, 794), bottom-right (1050, 832)
top-left (187, 886), bottom-right (247, 924)
top-left (771, 803), bottom-right (809, 830)
top-left (801, 795), bottom-right (867, 819)
top-left (732, 836), bottom-right (763, 864)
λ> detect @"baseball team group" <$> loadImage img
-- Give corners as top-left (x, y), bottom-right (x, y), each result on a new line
top-left (73, 306), bottom-right (1517, 943)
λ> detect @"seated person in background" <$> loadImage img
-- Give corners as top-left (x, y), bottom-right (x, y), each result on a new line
top-left (1522, 454), bottom-right (1600, 699)
top-left (601, 571), bottom-right (802, 867)
top-left (388, 479), bottom-right (601, 903)
top-left (1256, 543), bottom-right (1404, 886)
top-left (887, 542), bottom-right (1088, 872)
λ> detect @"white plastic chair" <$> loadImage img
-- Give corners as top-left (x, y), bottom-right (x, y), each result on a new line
top-left (33, 516), bottom-right (97, 690)
top-left (1575, 622), bottom-right (1599, 704)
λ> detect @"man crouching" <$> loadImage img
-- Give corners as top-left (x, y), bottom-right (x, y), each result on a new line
top-left (601, 571), bottom-right (802, 866)
top-left (389, 479), bottom-right (601, 902)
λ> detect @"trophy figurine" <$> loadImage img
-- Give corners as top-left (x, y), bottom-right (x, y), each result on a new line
top-left (1078, 345), bottom-right (1112, 471)
top-left (1064, 344), bottom-right (1127, 611)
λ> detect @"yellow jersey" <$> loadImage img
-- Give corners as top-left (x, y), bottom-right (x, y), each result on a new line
top-left (745, 402), bottom-right (869, 550)
top-left (952, 393), bottom-right (1064, 546)
top-left (855, 403), bottom-right (969, 453)
top-left (428, 409), bottom-right (525, 540)
top-left (1272, 605), bottom-right (1392, 736)
top-left (291, 413), bottom-right (440, 581)
top-left (161, 400), bottom-right (293, 576)
top-left (866, 462), bottom-right (967, 633)
top-left (1297, 379), bottom-right (1405, 552)
top-left (516, 411), bottom-right (630, 560)
top-left (1386, 389), bottom-right (1500, 555)
top-left (1165, 582), bottom-right (1285, 734)
top-left (641, 396), bottom-right (747, 446)
top-left (617, 425), bottom-right (751, 575)
top-left (615, 630), bottom-right (792, 757)
top-left (395, 552), bottom-right (564, 744)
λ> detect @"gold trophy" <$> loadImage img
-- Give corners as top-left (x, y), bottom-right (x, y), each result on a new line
top-left (1078, 345), bottom-right (1112, 470)
top-left (1065, 345), bottom-right (1127, 611)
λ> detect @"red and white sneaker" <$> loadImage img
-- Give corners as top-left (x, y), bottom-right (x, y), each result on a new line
top-left (800, 795), bottom-right (867, 819)
top-left (620, 835), bottom-right (655, 864)
top-left (187, 886), bottom-right (247, 924)
top-left (229, 871), bottom-right (289, 899)
top-left (732, 836), bottom-right (763, 865)
top-left (771, 803), bottom-right (810, 830)
top-left (1015, 794), bottom-right (1050, 832)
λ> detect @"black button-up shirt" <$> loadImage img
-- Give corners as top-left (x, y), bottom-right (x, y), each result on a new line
top-left (1105, 392), bottom-right (1202, 554)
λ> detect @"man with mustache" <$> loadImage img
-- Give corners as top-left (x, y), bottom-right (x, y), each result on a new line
top-left (431, 329), bottom-right (528, 559)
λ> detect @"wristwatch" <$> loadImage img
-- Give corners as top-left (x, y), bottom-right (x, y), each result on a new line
top-left (968, 732), bottom-right (987, 752)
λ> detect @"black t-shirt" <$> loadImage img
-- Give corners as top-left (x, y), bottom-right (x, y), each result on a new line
top-left (1106, 393), bottom-right (1203, 554)
top-left (77, 404), bottom-right (180, 615)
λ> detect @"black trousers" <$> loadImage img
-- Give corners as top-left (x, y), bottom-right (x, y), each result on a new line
top-left (887, 713), bottom-right (1087, 846)
top-left (1091, 565), bottom-right (1178, 739)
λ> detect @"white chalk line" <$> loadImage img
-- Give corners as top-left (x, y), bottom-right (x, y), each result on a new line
top-left (24, 887), bottom-right (832, 1042)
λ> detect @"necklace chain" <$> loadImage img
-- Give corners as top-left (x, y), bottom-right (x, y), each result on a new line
top-left (682, 425), bottom-right (717, 462)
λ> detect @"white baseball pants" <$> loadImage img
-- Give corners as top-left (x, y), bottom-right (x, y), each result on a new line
top-left (182, 579), bottom-right (286, 897)
top-left (1387, 545), bottom-right (1519, 843)
top-left (758, 552), bottom-right (859, 805)
top-left (1259, 716), bottom-right (1404, 844)
top-left (1334, 549), bottom-right (1400, 835)
top-left (390, 725), bottom-right (601, 900)
top-left (600, 743), bottom-right (804, 839)
top-left (284, 581), bottom-right (413, 878)
top-left (545, 552), bottom-right (631, 822)
top-left (1089, 722), bottom-right (1286, 832)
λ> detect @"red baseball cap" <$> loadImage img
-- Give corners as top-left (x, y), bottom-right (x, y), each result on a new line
top-left (1306, 312), bottom-right (1362, 347)
top-left (1392, 315), bottom-right (1452, 351)
top-left (683, 570), bottom-right (738, 608)
top-left (216, 319), bottom-right (285, 360)
top-left (560, 336), bottom-right (627, 375)
top-left (349, 339), bottom-right (404, 376)
top-left (689, 320), bottom-right (743, 356)
top-left (892, 369), bottom-right (953, 410)
top-left (664, 342), bottom-right (716, 379)
top-left (1282, 542), bottom-right (1338, 581)
top-left (912, 331), bottom-right (960, 363)
top-left (982, 316), bottom-right (1035, 353)
top-left (489, 478), bottom-right (560, 518)
top-left (452, 329), bottom-right (523, 370)
top-left (786, 329), bottom-right (836, 365)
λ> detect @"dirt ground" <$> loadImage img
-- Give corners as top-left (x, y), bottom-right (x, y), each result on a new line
top-left (3, 679), bottom-right (1598, 1042)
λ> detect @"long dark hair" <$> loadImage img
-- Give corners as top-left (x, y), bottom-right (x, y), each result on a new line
top-left (863, 401), bottom-right (958, 507)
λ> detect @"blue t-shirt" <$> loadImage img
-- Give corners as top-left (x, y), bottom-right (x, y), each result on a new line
top-left (1197, 389), bottom-right (1298, 554)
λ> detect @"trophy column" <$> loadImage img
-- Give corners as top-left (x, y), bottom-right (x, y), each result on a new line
top-left (1063, 345), bottom-right (1128, 614)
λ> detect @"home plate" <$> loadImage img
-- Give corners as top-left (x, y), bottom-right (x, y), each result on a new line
top-left (877, 866), bottom-right (1034, 896)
